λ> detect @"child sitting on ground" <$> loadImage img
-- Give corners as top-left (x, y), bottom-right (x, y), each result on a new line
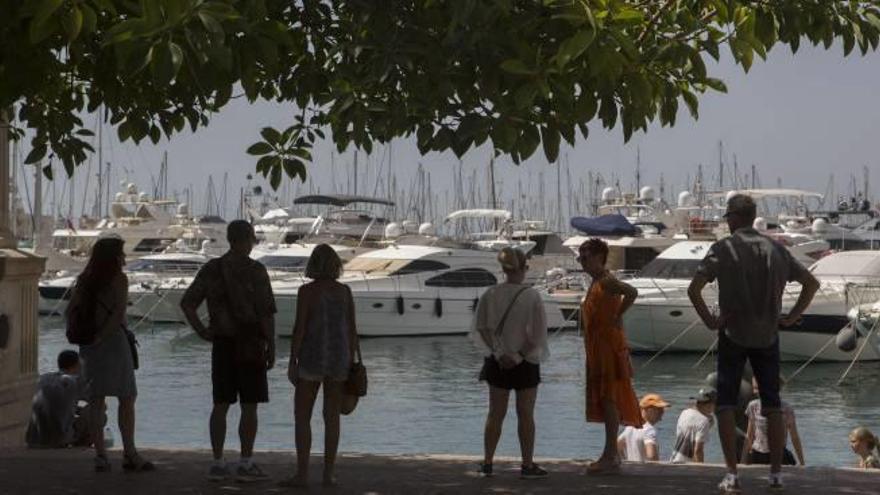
top-left (849, 427), bottom-right (880, 469)
top-left (670, 389), bottom-right (716, 464)
top-left (617, 393), bottom-right (671, 462)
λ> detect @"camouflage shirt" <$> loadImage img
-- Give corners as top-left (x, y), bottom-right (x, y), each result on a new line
top-left (181, 253), bottom-right (276, 338)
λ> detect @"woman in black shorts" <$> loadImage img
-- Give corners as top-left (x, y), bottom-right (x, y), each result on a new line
top-left (471, 247), bottom-right (550, 480)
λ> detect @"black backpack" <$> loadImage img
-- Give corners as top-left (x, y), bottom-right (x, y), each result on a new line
top-left (65, 291), bottom-right (100, 345)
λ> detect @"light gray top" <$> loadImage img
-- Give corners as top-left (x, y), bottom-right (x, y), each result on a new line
top-left (696, 228), bottom-right (809, 348)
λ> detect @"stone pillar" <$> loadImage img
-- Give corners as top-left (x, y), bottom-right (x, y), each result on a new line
top-left (0, 108), bottom-right (46, 447)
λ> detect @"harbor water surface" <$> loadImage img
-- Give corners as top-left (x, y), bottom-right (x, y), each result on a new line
top-left (38, 318), bottom-right (878, 468)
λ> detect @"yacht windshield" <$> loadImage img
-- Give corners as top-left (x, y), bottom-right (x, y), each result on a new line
top-left (126, 258), bottom-right (205, 273)
top-left (637, 258), bottom-right (702, 280)
top-left (344, 258), bottom-right (450, 276)
top-left (258, 255), bottom-right (310, 272)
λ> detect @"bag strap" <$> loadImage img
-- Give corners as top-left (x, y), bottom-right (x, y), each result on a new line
top-left (494, 287), bottom-right (529, 337)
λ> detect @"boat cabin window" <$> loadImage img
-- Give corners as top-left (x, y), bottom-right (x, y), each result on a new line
top-left (258, 255), bottom-right (310, 272)
top-left (133, 238), bottom-right (177, 253)
top-left (394, 260), bottom-right (450, 275)
top-left (637, 258), bottom-right (703, 279)
top-left (425, 268), bottom-right (498, 288)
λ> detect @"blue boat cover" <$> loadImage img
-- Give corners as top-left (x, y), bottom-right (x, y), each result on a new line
top-left (570, 214), bottom-right (637, 236)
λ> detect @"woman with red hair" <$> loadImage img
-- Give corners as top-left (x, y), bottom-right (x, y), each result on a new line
top-left (578, 238), bottom-right (642, 473)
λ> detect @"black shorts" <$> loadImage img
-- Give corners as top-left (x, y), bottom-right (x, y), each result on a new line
top-left (212, 338), bottom-right (269, 404)
top-left (749, 449), bottom-right (797, 466)
top-left (717, 333), bottom-right (781, 412)
top-left (480, 357), bottom-right (540, 391)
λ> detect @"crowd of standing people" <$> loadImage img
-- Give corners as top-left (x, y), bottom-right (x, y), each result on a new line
top-left (29, 194), bottom-right (878, 491)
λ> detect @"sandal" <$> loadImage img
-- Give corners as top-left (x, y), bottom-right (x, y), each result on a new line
top-left (123, 453), bottom-right (156, 472)
top-left (94, 454), bottom-right (111, 473)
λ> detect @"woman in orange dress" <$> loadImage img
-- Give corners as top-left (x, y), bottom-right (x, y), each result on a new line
top-left (578, 238), bottom-right (643, 473)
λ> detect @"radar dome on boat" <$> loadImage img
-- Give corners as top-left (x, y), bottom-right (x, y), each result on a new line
top-left (677, 191), bottom-right (694, 207)
top-left (639, 186), bottom-right (656, 202)
top-left (418, 222), bottom-right (435, 236)
top-left (126, 183), bottom-right (138, 194)
top-left (725, 190), bottom-right (739, 202)
top-left (114, 192), bottom-right (124, 202)
top-left (601, 187), bottom-right (617, 202)
top-left (385, 222), bottom-right (402, 238)
top-left (137, 192), bottom-right (149, 202)
top-left (177, 203), bottom-right (190, 216)
top-left (753, 217), bottom-right (768, 231)
top-left (811, 218), bottom-right (829, 233)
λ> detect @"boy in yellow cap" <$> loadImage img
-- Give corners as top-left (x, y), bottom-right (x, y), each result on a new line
top-left (617, 393), bottom-right (671, 462)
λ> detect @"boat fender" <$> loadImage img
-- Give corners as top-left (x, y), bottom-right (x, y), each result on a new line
top-left (396, 296), bottom-right (405, 315)
top-left (836, 324), bottom-right (858, 353)
top-left (434, 297), bottom-right (442, 318)
top-left (471, 297), bottom-right (479, 312)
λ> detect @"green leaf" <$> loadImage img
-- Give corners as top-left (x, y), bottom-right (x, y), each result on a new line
top-left (151, 41), bottom-right (179, 85)
top-left (540, 125), bottom-right (560, 163)
top-left (255, 155), bottom-right (275, 174)
top-left (260, 127), bottom-right (282, 145)
top-left (555, 28), bottom-right (596, 69)
top-left (681, 90), bottom-right (699, 119)
top-left (149, 125), bottom-right (161, 144)
top-left (198, 11), bottom-right (224, 35)
top-left (613, 9), bottom-right (643, 25)
top-left (28, 0), bottom-right (64, 43)
top-left (247, 142), bottom-right (274, 155)
top-left (42, 164), bottom-right (54, 180)
top-left (514, 84), bottom-right (539, 109)
top-left (598, 96), bottom-right (618, 129)
top-left (517, 126), bottom-right (540, 161)
top-left (62, 6), bottom-right (83, 42)
top-left (75, 129), bottom-right (95, 137)
top-left (500, 59), bottom-right (535, 76)
top-left (283, 158), bottom-right (307, 182)
top-left (270, 162), bottom-right (282, 189)
top-left (704, 78), bottom-right (728, 93)
top-left (24, 144), bottom-right (47, 165)
top-left (80, 4), bottom-right (97, 34)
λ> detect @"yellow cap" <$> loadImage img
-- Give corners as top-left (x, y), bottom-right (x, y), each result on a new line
top-left (639, 393), bottom-right (671, 409)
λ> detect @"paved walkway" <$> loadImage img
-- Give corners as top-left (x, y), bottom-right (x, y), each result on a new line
top-left (1, 448), bottom-right (878, 494)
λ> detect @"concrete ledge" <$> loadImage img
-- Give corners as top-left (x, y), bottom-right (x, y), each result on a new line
top-left (0, 376), bottom-right (35, 448)
top-left (0, 448), bottom-right (878, 494)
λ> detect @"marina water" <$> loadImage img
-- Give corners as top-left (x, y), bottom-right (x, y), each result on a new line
top-left (39, 318), bottom-right (878, 468)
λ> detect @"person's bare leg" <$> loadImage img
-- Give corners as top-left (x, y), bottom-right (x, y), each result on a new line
top-left (210, 403), bottom-right (230, 461)
top-left (293, 380), bottom-right (320, 485)
top-left (483, 387), bottom-right (510, 465)
top-left (118, 396), bottom-right (137, 457)
top-left (515, 387), bottom-right (538, 467)
top-left (717, 409), bottom-right (739, 475)
top-left (598, 398), bottom-right (620, 464)
top-left (765, 410), bottom-right (785, 475)
top-left (89, 396), bottom-right (107, 458)
top-left (239, 403), bottom-right (258, 459)
top-left (322, 381), bottom-right (344, 485)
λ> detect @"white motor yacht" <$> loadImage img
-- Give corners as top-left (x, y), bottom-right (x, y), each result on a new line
top-left (38, 250), bottom-right (212, 316)
top-left (270, 244), bottom-right (566, 337)
top-left (621, 243), bottom-right (880, 362)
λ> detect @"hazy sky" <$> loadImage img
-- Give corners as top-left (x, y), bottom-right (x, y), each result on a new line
top-left (13, 41), bottom-right (880, 226)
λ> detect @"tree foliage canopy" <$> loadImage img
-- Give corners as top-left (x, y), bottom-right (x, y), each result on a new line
top-left (3, 0), bottom-right (880, 187)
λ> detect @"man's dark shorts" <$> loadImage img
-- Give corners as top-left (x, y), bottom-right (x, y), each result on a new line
top-left (212, 337), bottom-right (268, 404)
top-left (480, 356), bottom-right (541, 391)
top-left (717, 333), bottom-right (781, 413)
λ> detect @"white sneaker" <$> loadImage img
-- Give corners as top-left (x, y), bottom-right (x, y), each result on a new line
top-left (718, 473), bottom-right (742, 493)
top-left (768, 472), bottom-right (784, 491)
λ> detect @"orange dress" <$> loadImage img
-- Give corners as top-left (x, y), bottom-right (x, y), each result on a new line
top-left (582, 278), bottom-right (643, 427)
